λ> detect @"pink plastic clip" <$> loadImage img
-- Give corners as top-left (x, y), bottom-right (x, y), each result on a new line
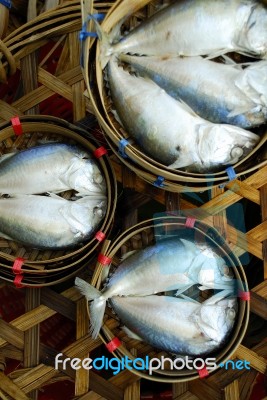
top-left (12, 257), bottom-right (25, 274)
top-left (97, 253), bottom-right (112, 266)
top-left (238, 290), bottom-right (250, 301)
top-left (93, 146), bottom-right (108, 159)
top-left (95, 231), bottom-right (106, 242)
top-left (13, 274), bottom-right (24, 288)
top-left (185, 217), bottom-right (196, 228)
top-left (198, 365), bottom-right (209, 378)
top-left (11, 116), bottom-right (23, 136)
top-left (105, 337), bottom-right (122, 352)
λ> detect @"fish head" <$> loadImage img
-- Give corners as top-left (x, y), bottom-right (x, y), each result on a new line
top-left (196, 123), bottom-right (260, 172)
top-left (192, 296), bottom-right (237, 343)
top-left (67, 197), bottom-right (107, 239)
top-left (71, 159), bottom-right (107, 196)
top-left (239, 3), bottom-right (267, 59)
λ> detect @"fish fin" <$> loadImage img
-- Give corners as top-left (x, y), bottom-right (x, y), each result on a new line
top-left (122, 326), bottom-right (143, 341)
top-left (167, 158), bottom-right (193, 170)
top-left (0, 152), bottom-right (17, 163)
top-left (202, 289), bottom-right (234, 305)
top-left (89, 297), bottom-right (106, 339)
top-left (74, 195), bottom-right (107, 203)
top-left (121, 250), bottom-right (138, 261)
top-left (91, 15), bottom-right (124, 70)
top-left (227, 106), bottom-right (251, 118)
top-left (0, 232), bottom-right (13, 240)
top-left (75, 277), bottom-right (106, 339)
top-left (176, 98), bottom-right (199, 117)
top-left (174, 284), bottom-right (194, 297)
top-left (180, 238), bottom-right (198, 255)
top-left (46, 192), bottom-right (63, 200)
top-left (111, 109), bottom-right (124, 126)
top-left (178, 294), bottom-right (200, 304)
top-left (204, 49), bottom-right (233, 60)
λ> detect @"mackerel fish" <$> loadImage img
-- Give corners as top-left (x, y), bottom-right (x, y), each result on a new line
top-left (107, 57), bottom-right (260, 172)
top-left (0, 143), bottom-right (106, 196)
top-left (75, 238), bottom-right (234, 338)
top-left (120, 54), bottom-right (267, 129)
top-left (110, 291), bottom-right (237, 355)
top-left (97, 0), bottom-right (267, 68)
top-left (0, 194), bottom-right (106, 249)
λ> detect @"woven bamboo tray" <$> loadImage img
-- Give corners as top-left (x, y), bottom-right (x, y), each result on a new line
top-left (0, 115), bottom-right (117, 287)
top-left (82, 0), bottom-right (267, 193)
top-left (0, 0), bottom-right (115, 123)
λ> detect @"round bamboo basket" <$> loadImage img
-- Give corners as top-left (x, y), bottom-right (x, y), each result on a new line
top-left (87, 216), bottom-right (249, 382)
top-left (82, 0), bottom-right (267, 193)
top-left (0, 115), bottom-right (117, 287)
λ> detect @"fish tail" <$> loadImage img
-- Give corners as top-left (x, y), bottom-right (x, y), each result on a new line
top-left (89, 297), bottom-right (107, 339)
top-left (91, 14), bottom-right (126, 69)
top-left (75, 277), bottom-right (101, 300)
top-left (89, 16), bottom-right (115, 70)
top-left (75, 277), bottom-right (107, 338)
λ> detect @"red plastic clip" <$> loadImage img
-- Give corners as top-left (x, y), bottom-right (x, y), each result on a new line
top-left (97, 253), bottom-right (112, 266)
top-left (238, 290), bottom-right (250, 301)
top-left (185, 217), bottom-right (196, 228)
top-left (12, 257), bottom-right (24, 274)
top-left (13, 274), bottom-right (24, 288)
top-left (93, 146), bottom-right (108, 159)
top-left (11, 116), bottom-right (23, 136)
top-left (95, 231), bottom-right (106, 242)
top-left (105, 337), bottom-right (122, 352)
top-left (198, 365), bottom-right (209, 379)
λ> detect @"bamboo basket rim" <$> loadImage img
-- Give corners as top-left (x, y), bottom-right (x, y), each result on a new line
top-left (0, 115), bottom-right (117, 269)
top-left (86, 216), bottom-right (249, 382)
top-left (81, 0), bottom-right (267, 192)
top-left (0, 0), bottom-right (113, 83)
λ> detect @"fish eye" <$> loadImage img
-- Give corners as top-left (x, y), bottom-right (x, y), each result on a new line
top-left (230, 147), bottom-right (243, 159)
top-left (93, 207), bottom-right (103, 217)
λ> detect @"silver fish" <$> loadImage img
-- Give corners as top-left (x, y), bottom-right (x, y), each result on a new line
top-left (110, 291), bottom-right (237, 356)
top-left (0, 143), bottom-right (106, 196)
top-left (120, 54), bottom-right (267, 129)
top-left (97, 0), bottom-right (267, 68)
top-left (0, 194), bottom-right (106, 249)
top-left (75, 238), bottom-right (234, 338)
top-left (107, 57), bottom-right (260, 172)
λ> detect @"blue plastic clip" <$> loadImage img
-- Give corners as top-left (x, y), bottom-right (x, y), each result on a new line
top-left (219, 166), bottom-right (237, 188)
top-left (118, 139), bottom-right (129, 159)
top-left (226, 166), bottom-right (237, 181)
top-left (79, 13), bottom-right (105, 67)
top-left (153, 176), bottom-right (165, 188)
top-left (0, 0), bottom-right (11, 8)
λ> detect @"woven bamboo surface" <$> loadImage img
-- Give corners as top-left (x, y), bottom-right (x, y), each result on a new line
top-left (0, 159), bottom-right (266, 399)
top-left (0, 1), bottom-right (115, 122)
top-left (0, 0), bottom-right (266, 398)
